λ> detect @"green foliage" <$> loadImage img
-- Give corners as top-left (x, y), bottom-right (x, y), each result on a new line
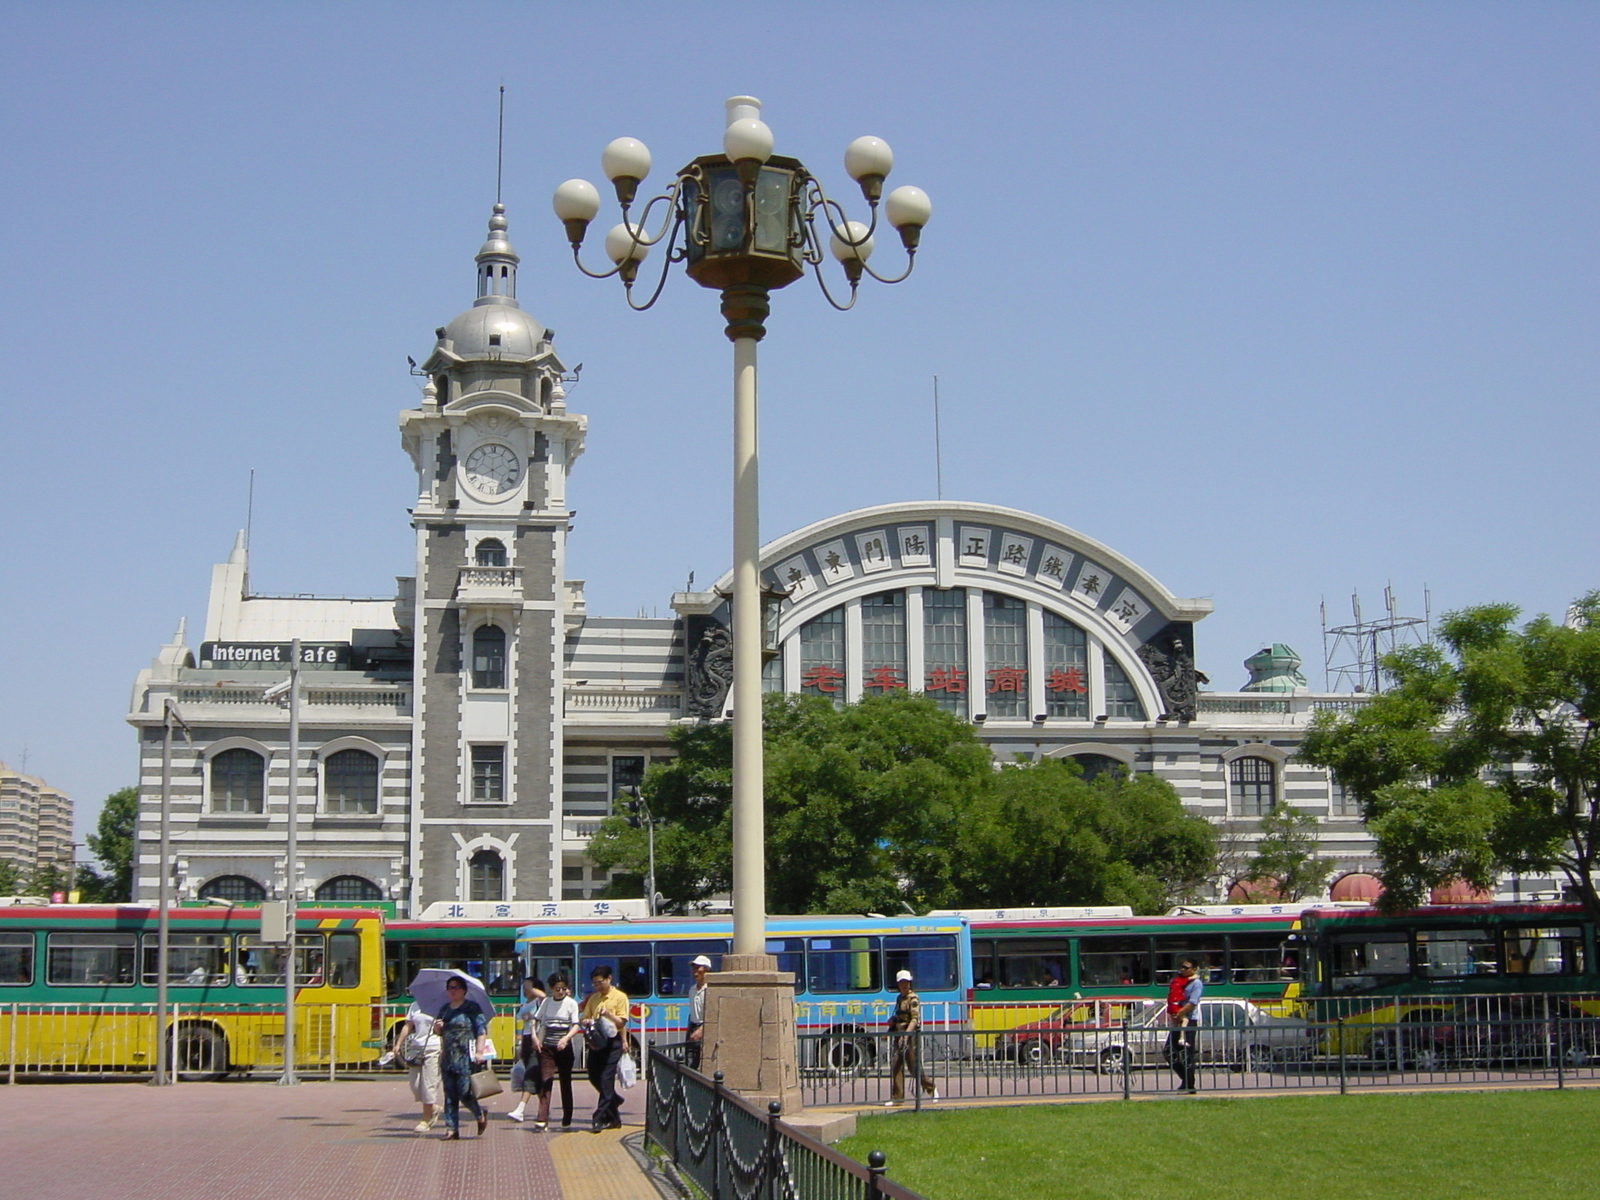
top-left (22, 861), bottom-right (67, 897)
top-left (0, 859), bottom-right (20, 895)
top-left (1242, 805), bottom-right (1334, 900)
top-left (591, 694), bottom-right (1217, 916)
top-left (1301, 594), bottom-right (1600, 921)
top-left (954, 759), bottom-right (1216, 914)
top-left (83, 786), bottom-right (138, 902)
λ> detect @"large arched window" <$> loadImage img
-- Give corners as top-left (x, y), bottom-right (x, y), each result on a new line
top-left (1072, 753), bottom-right (1126, 784)
top-left (475, 538), bottom-right (507, 567)
top-left (315, 875), bottom-right (383, 903)
top-left (323, 749), bottom-right (379, 815)
top-left (471, 624), bottom-right (507, 689)
top-left (199, 875), bottom-right (266, 903)
top-left (798, 607), bottom-right (845, 706)
top-left (1230, 757), bottom-right (1277, 817)
top-left (468, 850), bottom-right (504, 902)
top-left (210, 748), bottom-right (265, 813)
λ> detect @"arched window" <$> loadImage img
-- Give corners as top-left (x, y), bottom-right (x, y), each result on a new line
top-left (983, 592), bottom-right (1028, 718)
top-left (210, 748), bottom-right (265, 813)
top-left (475, 538), bottom-right (507, 567)
top-left (199, 875), bottom-right (266, 904)
top-left (1043, 612), bottom-right (1089, 719)
top-left (323, 749), bottom-right (379, 815)
top-left (1102, 653), bottom-right (1145, 720)
top-left (471, 624), bottom-right (506, 689)
top-left (315, 876), bottom-right (383, 903)
top-left (1072, 753), bottom-right (1125, 784)
top-left (1231, 757), bottom-right (1276, 817)
top-left (469, 850), bottom-right (504, 902)
top-left (922, 587), bottom-right (968, 717)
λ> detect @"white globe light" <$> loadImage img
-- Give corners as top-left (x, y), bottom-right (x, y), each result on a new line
top-left (884, 185), bottom-right (932, 229)
top-left (844, 136), bottom-right (894, 181)
top-left (604, 222), bottom-right (651, 265)
top-left (601, 137), bottom-right (652, 183)
top-left (552, 178), bottom-right (602, 222)
top-left (723, 118), bottom-right (774, 164)
top-left (829, 220), bottom-right (875, 264)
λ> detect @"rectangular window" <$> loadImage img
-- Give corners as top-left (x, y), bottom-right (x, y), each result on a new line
top-left (1328, 778), bottom-right (1361, 819)
top-left (1505, 927), bottom-right (1585, 976)
top-left (971, 939), bottom-right (997, 990)
top-left (807, 936), bottom-right (882, 994)
top-left (884, 934), bottom-right (960, 992)
top-left (1228, 932), bottom-right (1295, 984)
top-left (992, 938), bottom-right (1069, 989)
top-left (765, 937), bottom-right (804, 990)
top-left (328, 932), bottom-right (362, 989)
top-left (324, 750), bottom-right (379, 815)
top-left (1103, 653), bottom-right (1144, 720)
top-left (1152, 936), bottom-right (1225, 985)
top-left (0, 932), bottom-right (34, 985)
top-left (983, 592), bottom-right (1028, 718)
top-left (140, 933), bottom-right (230, 986)
top-left (578, 941), bottom-right (652, 999)
top-left (471, 745), bottom-right (505, 803)
top-left (526, 949), bottom-right (577, 991)
top-left (236, 934), bottom-right (325, 987)
top-left (47, 932), bottom-right (135, 986)
top-left (922, 588), bottom-right (968, 717)
top-left (1043, 612), bottom-right (1089, 718)
top-left (655, 939), bottom-right (729, 998)
top-left (1328, 932), bottom-right (1409, 992)
top-left (799, 607), bottom-right (846, 706)
top-left (1230, 757), bottom-right (1276, 818)
top-left (860, 591), bottom-right (907, 695)
top-left (1077, 936), bottom-right (1152, 987)
top-left (610, 756), bottom-right (645, 805)
top-left (762, 652), bottom-right (783, 693)
top-left (1415, 928), bottom-right (1497, 978)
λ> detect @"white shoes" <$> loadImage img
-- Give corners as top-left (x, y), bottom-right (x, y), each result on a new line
top-left (882, 1099), bottom-right (902, 1108)
top-left (928, 1089), bottom-right (940, 1102)
top-left (508, 1107), bottom-right (526, 1122)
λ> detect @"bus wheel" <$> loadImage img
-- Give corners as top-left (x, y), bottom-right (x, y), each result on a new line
top-left (1097, 1046), bottom-right (1128, 1075)
top-left (1017, 1039), bottom-right (1047, 1068)
top-left (1235, 1043), bottom-right (1272, 1073)
top-left (823, 1037), bottom-right (867, 1074)
top-left (172, 1025), bottom-right (229, 1082)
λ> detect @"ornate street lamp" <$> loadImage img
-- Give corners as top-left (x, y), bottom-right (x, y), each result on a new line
top-left (553, 97), bottom-right (930, 967)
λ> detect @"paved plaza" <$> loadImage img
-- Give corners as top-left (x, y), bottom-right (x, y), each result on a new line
top-left (0, 1077), bottom-right (668, 1200)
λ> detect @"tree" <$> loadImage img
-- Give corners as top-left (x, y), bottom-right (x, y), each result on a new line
top-left (1300, 595), bottom-right (1600, 923)
top-left (953, 758), bottom-right (1217, 914)
top-left (0, 859), bottom-right (20, 896)
top-left (82, 786), bottom-right (139, 902)
top-left (23, 861), bottom-right (67, 898)
top-left (1240, 805), bottom-right (1334, 901)
top-left (588, 692), bottom-right (993, 913)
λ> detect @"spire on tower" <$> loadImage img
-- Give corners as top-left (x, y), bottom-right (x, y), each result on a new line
top-left (475, 203), bottom-right (520, 307)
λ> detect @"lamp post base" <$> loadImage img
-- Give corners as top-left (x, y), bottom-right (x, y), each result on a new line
top-left (701, 954), bottom-right (802, 1114)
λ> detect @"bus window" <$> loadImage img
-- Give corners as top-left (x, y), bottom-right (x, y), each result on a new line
top-left (1329, 932), bottom-right (1408, 992)
top-left (579, 941), bottom-right (651, 998)
top-left (0, 932), bottom-right (33, 985)
top-left (656, 940), bottom-right (728, 997)
top-left (885, 934), bottom-right (959, 991)
top-left (482, 943), bottom-right (523, 995)
top-left (808, 937), bottom-right (880, 994)
top-left (140, 933), bottom-right (229, 986)
top-left (765, 938), bottom-right (803, 989)
top-left (402, 940), bottom-right (491, 983)
top-left (526, 951), bottom-right (577, 990)
top-left (971, 939), bottom-right (996, 989)
top-left (47, 931), bottom-right (135, 986)
top-left (1153, 936), bottom-right (1224, 985)
top-left (1078, 936), bottom-right (1151, 987)
top-left (328, 933), bottom-right (362, 988)
top-left (991, 938), bottom-right (1065, 989)
top-left (1228, 933), bottom-right (1293, 983)
top-left (1416, 929), bottom-right (1496, 978)
top-left (236, 934), bottom-right (325, 986)
top-left (1505, 927), bottom-right (1585, 976)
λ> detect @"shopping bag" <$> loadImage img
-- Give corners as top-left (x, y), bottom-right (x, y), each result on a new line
top-left (617, 1052), bottom-right (638, 1090)
top-left (509, 1059), bottom-right (526, 1093)
top-left (471, 1067), bottom-right (504, 1099)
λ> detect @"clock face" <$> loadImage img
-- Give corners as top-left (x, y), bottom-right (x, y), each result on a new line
top-left (463, 442), bottom-right (523, 496)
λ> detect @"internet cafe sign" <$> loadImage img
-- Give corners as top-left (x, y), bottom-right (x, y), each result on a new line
top-left (199, 642), bottom-right (352, 668)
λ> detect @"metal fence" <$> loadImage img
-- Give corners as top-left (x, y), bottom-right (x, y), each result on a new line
top-left (648, 1049), bottom-right (925, 1200)
top-left (797, 993), bottom-right (1600, 1107)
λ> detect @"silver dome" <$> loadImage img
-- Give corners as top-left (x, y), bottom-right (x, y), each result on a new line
top-left (441, 300), bottom-right (547, 360)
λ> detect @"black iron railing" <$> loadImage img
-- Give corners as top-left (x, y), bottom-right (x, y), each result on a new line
top-left (648, 1047), bottom-right (926, 1200)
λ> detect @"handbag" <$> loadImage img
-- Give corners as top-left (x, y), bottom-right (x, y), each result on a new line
top-left (398, 1036), bottom-right (426, 1068)
top-left (471, 1067), bottom-right (503, 1099)
top-left (617, 1051), bottom-right (639, 1090)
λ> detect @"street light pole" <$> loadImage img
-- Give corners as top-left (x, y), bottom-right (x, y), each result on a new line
top-left (150, 698), bottom-right (179, 1086)
top-left (277, 639), bottom-right (302, 1085)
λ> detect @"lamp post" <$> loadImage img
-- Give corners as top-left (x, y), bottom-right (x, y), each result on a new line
top-left (264, 639), bottom-right (302, 1085)
top-left (623, 787), bottom-right (656, 917)
top-left (150, 698), bottom-right (188, 1087)
top-left (554, 97), bottom-right (929, 962)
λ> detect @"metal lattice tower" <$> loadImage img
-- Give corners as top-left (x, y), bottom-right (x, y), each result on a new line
top-left (1321, 585), bottom-right (1431, 693)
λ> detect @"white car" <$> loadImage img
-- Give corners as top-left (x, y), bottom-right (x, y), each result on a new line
top-left (1060, 997), bottom-right (1312, 1073)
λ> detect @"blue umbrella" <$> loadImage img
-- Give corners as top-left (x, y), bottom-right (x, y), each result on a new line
top-left (409, 968), bottom-right (495, 1020)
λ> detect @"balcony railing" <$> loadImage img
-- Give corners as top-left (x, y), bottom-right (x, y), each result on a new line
top-left (564, 687), bottom-right (682, 716)
top-left (456, 566), bottom-right (522, 603)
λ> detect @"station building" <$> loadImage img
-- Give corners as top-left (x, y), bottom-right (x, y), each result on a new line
top-left (128, 205), bottom-right (1379, 916)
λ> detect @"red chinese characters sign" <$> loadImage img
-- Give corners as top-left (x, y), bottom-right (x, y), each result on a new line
top-left (1046, 667), bottom-right (1087, 695)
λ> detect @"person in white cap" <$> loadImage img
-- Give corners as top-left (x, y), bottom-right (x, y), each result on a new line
top-left (885, 969), bottom-right (939, 1106)
top-left (686, 954), bottom-right (713, 1070)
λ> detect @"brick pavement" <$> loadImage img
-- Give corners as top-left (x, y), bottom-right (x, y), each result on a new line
top-left (0, 1078), bottom-right (663, 1200)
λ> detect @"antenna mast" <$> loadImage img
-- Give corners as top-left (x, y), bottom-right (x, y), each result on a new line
top-left (244, 467), bottom-right (255, 596)
top-left (933, 375), bottom-right (944, 500)
top-left (496, 84), bottom-right (505, 205)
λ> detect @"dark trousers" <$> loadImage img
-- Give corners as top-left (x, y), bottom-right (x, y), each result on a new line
top-left (587, 1039), bottom-right (624, 1126)
top-left (890, 1035), bottom-right (935, 1100)
top-left (441, 1060), bottom-right (485, 1132)
top-left (1167, 1025), bottom-right (1198, 1090)
top-left (537, 1039), bottom-right (575, 1125)
top-left (686, 1023), bottom-right (704, 1071)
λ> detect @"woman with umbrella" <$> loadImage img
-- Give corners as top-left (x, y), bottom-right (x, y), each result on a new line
top-left (417, 972), bottom-right (494, 1138)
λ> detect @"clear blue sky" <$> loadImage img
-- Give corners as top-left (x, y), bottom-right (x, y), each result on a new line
top-left (1, 2), bottom-right (1595, 848)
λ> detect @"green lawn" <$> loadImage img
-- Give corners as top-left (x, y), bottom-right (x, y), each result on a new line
top-left (836, 1089), bottom-right (1600, 1200)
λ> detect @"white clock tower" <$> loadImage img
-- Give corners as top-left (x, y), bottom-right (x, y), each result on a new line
top-left (399, 204), bottom-right (586, 910)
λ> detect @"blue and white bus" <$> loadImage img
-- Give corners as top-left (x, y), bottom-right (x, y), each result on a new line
top-left (514, 913), bottom-right (972, 1057)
